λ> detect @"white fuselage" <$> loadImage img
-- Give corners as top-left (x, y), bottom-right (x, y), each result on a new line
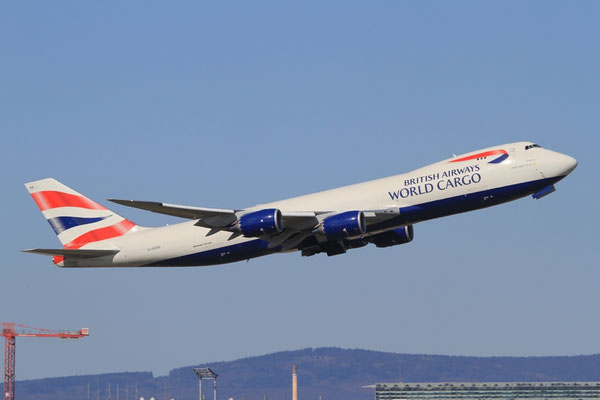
top-left (61, 142), bottom-right (577, 267)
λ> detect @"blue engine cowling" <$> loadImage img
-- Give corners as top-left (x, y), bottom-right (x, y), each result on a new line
top-left (318, 211), bottom-right (366, 239)
top-left (235, 208), bottom-right (283, 237)
top-left (370, 225), bottom-right (414, 248)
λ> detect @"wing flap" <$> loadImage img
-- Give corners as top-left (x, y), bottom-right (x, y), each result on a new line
top-left (22, 248), bottom-right (120, 258)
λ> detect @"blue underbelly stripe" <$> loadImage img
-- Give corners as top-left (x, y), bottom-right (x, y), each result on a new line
top-left (145, 238), bottom-right (273, 267)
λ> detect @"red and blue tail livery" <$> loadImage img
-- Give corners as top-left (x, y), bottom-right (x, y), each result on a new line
top-left (25, 179), bottom-right (139, 266)
top-left (24, 142), bottom-right (576, 268)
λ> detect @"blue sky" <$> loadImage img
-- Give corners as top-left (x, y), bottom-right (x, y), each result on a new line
top-left (1, 1), bottom-right (598, 380)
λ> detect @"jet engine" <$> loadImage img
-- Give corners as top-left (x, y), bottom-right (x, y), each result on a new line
top-left (233, 208), bottom-right (283, 237)
top-left (370, 225), bottom-right (414, 247)
top-left (317, 211), bottom-right (366, 239)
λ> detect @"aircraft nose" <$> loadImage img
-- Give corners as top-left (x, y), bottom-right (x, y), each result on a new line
top-left (536, 150), bottom-right (577, 179)
top-left (559, 153), bottom-right (578, 176)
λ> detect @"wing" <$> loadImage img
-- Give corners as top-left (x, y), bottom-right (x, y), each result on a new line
top-left (22, 248), bottom-right (120, 258)
top-left (108, 199), bottom-right (240, 228)
top-left (108, 198), bottom-right (401, 251)
top-left (108, 199), bottom-right (323, 230)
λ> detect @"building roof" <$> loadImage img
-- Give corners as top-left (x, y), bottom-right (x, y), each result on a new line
top-left (366, 382), bottom-right (600, 389)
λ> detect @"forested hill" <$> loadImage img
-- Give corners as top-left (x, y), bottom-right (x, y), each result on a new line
top-left (17, 347), bottom-right (600, 400)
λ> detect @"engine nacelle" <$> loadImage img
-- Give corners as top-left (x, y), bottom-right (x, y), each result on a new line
top-left (371, 225), bottom-right (414, 248)
top-left (317, 211), bottom-right (366, 239)
top-left (234, 208), bottom-right (283, 237)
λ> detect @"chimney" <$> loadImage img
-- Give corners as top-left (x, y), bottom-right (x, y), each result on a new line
top-left (292, 365), bottom-right (298, 400)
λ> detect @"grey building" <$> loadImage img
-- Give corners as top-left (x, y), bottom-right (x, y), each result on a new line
top-left (366, 382), bottom-right (600, 400)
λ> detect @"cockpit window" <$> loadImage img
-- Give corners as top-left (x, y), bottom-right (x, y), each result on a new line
top-left (525, 143), bottom-right (542, 150)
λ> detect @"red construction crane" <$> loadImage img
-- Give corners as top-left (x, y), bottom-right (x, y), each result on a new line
top-left (1, 322), bottom-right (89, 400)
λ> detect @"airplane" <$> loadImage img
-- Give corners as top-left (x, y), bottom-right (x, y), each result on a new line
top-left (23, 142), bottom-right (577, 268)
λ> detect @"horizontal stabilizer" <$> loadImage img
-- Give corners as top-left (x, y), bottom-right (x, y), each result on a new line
top-left (22, 248), bottom-right (120, 258)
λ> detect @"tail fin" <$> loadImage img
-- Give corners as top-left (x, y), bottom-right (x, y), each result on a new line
top-left (25, 178), bottom-right (138, 249)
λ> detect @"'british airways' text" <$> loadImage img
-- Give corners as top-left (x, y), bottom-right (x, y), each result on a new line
top-left (388, 164), bottom-right (481, 200)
